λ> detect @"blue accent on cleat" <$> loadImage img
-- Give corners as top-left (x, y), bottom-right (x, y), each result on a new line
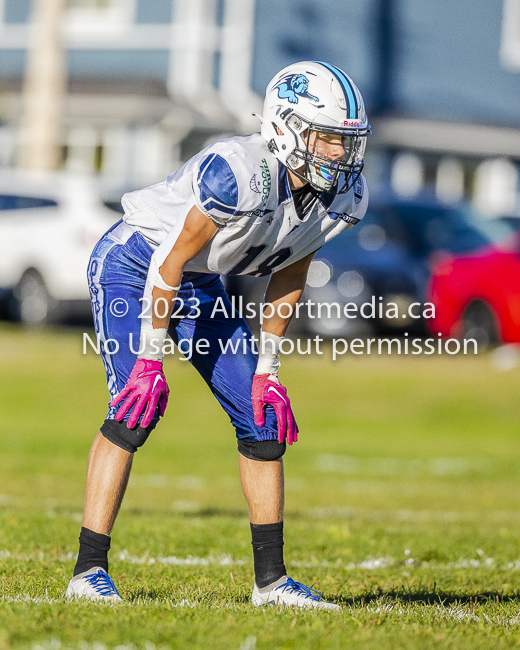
top-left (83, 569), bottom-right (121, 598)
top-left (274, 577), bottom-right (323, 602)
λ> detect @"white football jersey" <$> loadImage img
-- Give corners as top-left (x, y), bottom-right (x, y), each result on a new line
top-left (121, 133), bottom-right (368, 278)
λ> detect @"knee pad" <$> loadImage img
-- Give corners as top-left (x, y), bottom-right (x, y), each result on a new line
top-left (100, 418), bottom-right (156, 453)
top-left (237, 438), bottom-right (286, 462)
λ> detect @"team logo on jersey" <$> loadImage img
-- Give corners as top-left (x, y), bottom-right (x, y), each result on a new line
top-left (249, 174), bottom-right (262, 194)
top-left (275, 74), bottom-right (319, 104)
top-left (354, 176), bottom-right (363, 204)
top-left (260, 158), bottom-right (271, 205)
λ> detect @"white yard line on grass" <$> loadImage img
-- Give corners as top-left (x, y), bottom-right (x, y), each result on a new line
top-left (4, 594), bottom-right (520, 631)
top-left (117, 550), bottom-right (246, 566)
top-left (0, 594), bottom-right (59, 604)
top-left (0, 594), bottom-right (198, 608)
top-left (290, 557), bottom-right (395, 569)
top-left (32, 640), bottom-right (167, 650)
top-left (316, 454), bottom-right (493, 477)
top-left (310, 506), bottom-right (520, 523)
top-left (0, 550), bottom-right (248, 566)
top-left (290, 553), bottom-right (516, 571)
top-left (358, 602), bottom-right (520, 627)
top-left (3, 548), bottom-right (520, 573)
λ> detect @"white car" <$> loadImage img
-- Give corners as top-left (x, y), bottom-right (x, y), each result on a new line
top-left (0, 171), bottom-right (121, 325)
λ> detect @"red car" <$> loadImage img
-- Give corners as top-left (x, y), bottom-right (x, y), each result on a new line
top-left (427, 225), bottom-right (520, 346)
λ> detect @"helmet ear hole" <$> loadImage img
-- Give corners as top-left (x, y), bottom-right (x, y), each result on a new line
top-left (286, 114), bottom-right (303, 132)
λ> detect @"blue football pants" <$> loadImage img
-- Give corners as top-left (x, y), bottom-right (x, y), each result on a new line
top-left (87, 220), bottom-right (279, 443)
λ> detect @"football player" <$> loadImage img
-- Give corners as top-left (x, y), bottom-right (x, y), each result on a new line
top-left (66, 61), bottom-right (370, 609)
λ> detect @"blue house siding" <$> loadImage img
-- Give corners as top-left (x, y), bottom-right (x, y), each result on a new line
top-left (135, 0), bottom-right (173, 24)
top-left (251, 0), bottom-right (380, 111)
top-left (251, 0), bottom-right (520, 128)
top-left (395, 0), bottom-right (520, 126)
top-left (0, 51), bottom-right (26, 77)
top-left (67, 50), bottom-right (170, 81)
top-left (1, 0), bottom-right (519, 130)
top-left (3, 0), bottom-right (174, 26)
top-left (4, 0), bottom-right (31, 23)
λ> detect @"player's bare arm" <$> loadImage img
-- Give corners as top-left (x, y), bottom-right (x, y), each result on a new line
top-left (262, 251), bottom-right (316, 337)
top-left (151, 206), bottom-right (218, 329)
top-left (252, 253), bottom-right (315, 446)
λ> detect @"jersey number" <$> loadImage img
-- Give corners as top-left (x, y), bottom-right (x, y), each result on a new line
top-left (228, 245), bottom-right (292, 277)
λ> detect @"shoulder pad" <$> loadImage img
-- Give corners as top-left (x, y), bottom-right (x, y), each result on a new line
top-left (325, 174), bottom-right (368, 225)
top-left (194, 142), bottom-right (267, 225)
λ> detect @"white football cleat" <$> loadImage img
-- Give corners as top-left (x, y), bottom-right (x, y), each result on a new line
top-left (65, 567), bottom-right (122, 602)
top-left (252, 576), bottom-right (341, 611)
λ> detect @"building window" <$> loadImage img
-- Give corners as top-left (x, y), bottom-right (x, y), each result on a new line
top-left (501, 0), bottom-right (520, 70)
top-left (474, 158), bottom-right (518, 216)
top-left (436, 158), bottom-right (464, 204)
top-left (391, 153), bottom-right (424, 198)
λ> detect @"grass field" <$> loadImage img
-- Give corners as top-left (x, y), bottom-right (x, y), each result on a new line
top-left (1, 324), bottom-right (520, 649)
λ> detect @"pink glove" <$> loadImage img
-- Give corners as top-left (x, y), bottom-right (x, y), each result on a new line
top-left (252, 374), bottom-right (298, 445)
top-left (110, 359), bottom-right (169, 429)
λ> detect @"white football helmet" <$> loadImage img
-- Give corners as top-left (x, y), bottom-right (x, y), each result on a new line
top-left (257, 61), bottom-right (371, 194)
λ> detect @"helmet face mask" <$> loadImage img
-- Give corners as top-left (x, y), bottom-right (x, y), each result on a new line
top-left (258, 61), bottom-right (371, 195)
top-left (283, 116), bottom-right (369, 193)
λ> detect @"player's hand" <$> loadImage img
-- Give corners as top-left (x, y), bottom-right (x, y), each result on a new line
top-left (252, 374), bottom-right (298, 445)
top-left (110, 359), bottom-right (169, 429)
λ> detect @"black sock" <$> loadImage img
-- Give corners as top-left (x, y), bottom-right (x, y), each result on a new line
top-left (73, 527), bottom-right (111, 577)
top-left (250, 522), bottom-right (286, 589)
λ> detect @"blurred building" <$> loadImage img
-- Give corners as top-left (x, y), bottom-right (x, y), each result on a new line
top-left (1, 0), bottom-right (520, 213)
top-left (0, 0), bottom-right (260, 187)
top-left (254, 0), bottom-right (520, 216)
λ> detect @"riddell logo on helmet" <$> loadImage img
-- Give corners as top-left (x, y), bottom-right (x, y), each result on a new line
top-left (343, 119), bottom-right (363, 126)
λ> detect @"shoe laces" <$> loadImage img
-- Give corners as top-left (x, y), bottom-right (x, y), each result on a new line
top-left (275, 577), bottom-right (322, 601)
top-left (84, 570), bottom-right (120, 597)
